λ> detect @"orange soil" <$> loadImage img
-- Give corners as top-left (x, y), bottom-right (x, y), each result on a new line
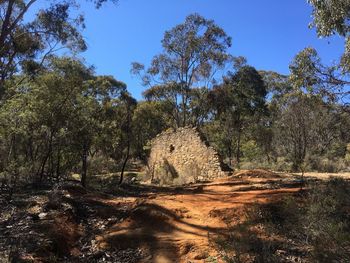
top-left (96, 170), bottom-right (300, 263)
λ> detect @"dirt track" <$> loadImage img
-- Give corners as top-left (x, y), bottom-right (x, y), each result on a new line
top-left (2, 169), bottom-right (349, 262)
top-left (96, 170), bottom-right (302, 262)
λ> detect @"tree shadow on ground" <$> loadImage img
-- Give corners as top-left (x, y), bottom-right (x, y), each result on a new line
top-left (100, 203), bottom-right (227, 263)
top-left (114, 176), bottom-right (302, 198)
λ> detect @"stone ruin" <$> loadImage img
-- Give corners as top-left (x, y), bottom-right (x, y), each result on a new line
top-left (147, 127), bottom-right (230, 185)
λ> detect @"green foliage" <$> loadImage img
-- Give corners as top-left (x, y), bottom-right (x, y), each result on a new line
top-left (0, 4), bottom-right (349, 193)
top-left (132, 101), bottom-right (169, 161)
top-left (309, 0), bottom-right (350, 38)
top-left (290, 1), bottom-right (350, 101)
top-left (273, 92), bottom-right (345, 171)
top-left (241, 140), bottom-right (262, 162)
top-left (0, 1), bottom-right (86, 98)
top-left (132, 13), bottom-right (232, 127)
top-left (206, 64), bottom-right (267, 166)
top-left (0, 56), bottom-right (130, 187)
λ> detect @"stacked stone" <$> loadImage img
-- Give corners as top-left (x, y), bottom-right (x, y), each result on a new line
top-left (147, 127), bottom-right (227, 185)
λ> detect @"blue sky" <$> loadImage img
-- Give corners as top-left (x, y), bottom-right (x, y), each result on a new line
top-left (30, 0), bottom-right (345, 100)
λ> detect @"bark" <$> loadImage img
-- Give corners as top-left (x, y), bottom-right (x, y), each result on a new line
top-left (236, 115), bottom-right (242, 166)
top-left (228, 143), bottom-right (232, 167)
top-left (119, 101), bottom-right (133, 185)
top-left (119, 142), bottom-right (130, 185)
top-left (182, 94), bottom-right (187, 127)
top-left (39, 132), bottom-right (53, 183)
top-left (39, 153), bottom-right (49, 183)
top-left (56, 146), bottom-right (61, 182)
top-left (81, 144), bottom-right (88, 187)
top-left (0, 0), bottom-right (37, 50)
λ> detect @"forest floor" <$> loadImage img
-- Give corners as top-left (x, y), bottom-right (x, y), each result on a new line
top-left (1, 169), bottom-right (349, 263)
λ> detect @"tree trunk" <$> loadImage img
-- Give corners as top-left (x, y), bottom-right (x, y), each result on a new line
top-left (39, 132), bottom-right (53, 183)
top-left (236, 135), bottom-right (241, 166)
top-left (81, 144), bottom-right (88, 187)
top-left (38, 154), bottom-right (48, 183)
top-left (228, 142), bottom-right (232, 167)
top-left (119, 99), bottom-right (133, 185)
top-left (119, 143), bottom-right (130, 185)
top-left (56, 146), bottom-right (61, 182)
top-left (182, 94), bottom-right (187, 127)
top-left (236, 118), bottom-right (242, 166)
top-left (300, 163), bottom-right (305, 191)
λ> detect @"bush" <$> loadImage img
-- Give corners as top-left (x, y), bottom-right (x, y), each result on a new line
top-left (270, 157), bottom-right (293, 172)
top-left (88, 154), bottom-right (118, 175)
top-left (241, 140), bottom-right (263, 162)
top-left (305, 178), bottom-right (350, 262)
top-left (214, 222), bottom-right (280, 263)
top-left (216, 178), bottom-right (350, 262)
top-left (239, 161), bottom-right (269, 170)
top-left (306, 156), bottom-right (349, 172)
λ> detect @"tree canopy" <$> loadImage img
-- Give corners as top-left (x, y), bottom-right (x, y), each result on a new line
top-left (132, 13), bottom-right (232, 127)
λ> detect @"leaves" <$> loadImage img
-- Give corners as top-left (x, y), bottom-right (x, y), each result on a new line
top-left (132, 14), bottom-right (232, 127)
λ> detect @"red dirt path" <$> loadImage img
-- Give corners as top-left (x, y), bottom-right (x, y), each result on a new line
top-left (96, 170), bottom-right (300, 262)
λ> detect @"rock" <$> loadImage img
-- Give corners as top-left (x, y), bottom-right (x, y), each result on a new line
top-left (38, 212), bottom-right (47, 219)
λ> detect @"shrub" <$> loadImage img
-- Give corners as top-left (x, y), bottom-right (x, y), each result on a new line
top-left (241, 140), bottom-right (263, 162)
top-left (214, 222), bottom-right (280, 263)
top-left (88, 154), bottom-right (118, 175)
top-left (270, 157), bottom-right (293, 172)
top-left (305, 178), bottom-right (350, 262)
top-left (216, 178), bottom-right (350, 262)
top-left (313, 156), bottom-right (349, 172)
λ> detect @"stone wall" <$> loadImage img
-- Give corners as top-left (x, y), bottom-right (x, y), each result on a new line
top-left (147, 127), bottom-right (228, 185)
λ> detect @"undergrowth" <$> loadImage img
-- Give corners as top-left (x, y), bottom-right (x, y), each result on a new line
top-left (215, 177), bottom-right (350, 262)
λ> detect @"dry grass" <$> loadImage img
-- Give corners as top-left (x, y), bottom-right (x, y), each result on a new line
top-left (281, 171), bottom-right (350, 180)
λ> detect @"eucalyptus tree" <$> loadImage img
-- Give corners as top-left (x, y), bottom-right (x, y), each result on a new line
top-left (274, 92), bottom-right (343, 172)
top-left (289, 0), bottom-right (350, 105)
top-left (0, 0), bottom-right (117, 100)
top-left (0, 57), bottom-right (90, 186)
top-left (0, 56), bottom-right (126, 187)
top-left (257, 71), bottom-right (294, 162)
top-left (132, 13), bottom-right (232, 127)
top-left (98, 91), bottom-right (137, 185)
top-left (132, 101), bottom-right (168, 162)
top-left (208, 64), bottom-right (267, 165)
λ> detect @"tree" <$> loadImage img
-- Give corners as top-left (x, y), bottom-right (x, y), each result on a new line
top-left (288, 1), bottom-right (350, 105)
top-left (99, 92), bottom-right (137, 185)
top-left (308, 0), bottom-right (350, 75)
top-left (257, 70), bottom-right (294, 162)
top-left (208, 65), bottom-right (267, 166)
top-left (0, 1), bottom-right (86, 98)
top-left (132, 101), bottom-right (168, 161)
top-left (0, 0), bottom-right (117, 100)
top-left (132, 13), bottom-right (232, 127)
top-left (274, 90), bottom-right (344, 173)
top-left (0, 56), bottom-right (127, 188)
top-left (259, 70), bottom-right (292, 102)
top-left (309, 0), bottom-right (350, 39)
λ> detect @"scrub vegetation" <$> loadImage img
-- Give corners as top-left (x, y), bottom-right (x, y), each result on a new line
top-left (0, 0), bottom-right (350, 262)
